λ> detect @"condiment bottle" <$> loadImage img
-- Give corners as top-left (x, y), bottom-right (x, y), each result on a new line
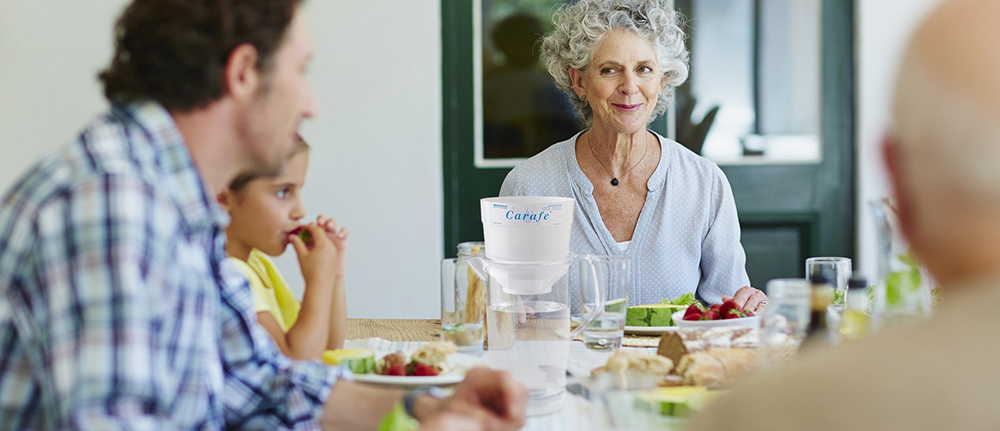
top-left (839, 276), bottom-right (870, 342)
top-left (802, 273), bottom-right (835, 349)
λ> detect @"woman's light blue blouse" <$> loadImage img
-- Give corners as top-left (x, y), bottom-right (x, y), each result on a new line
top-left (499, 131), bottom-right (750, 306)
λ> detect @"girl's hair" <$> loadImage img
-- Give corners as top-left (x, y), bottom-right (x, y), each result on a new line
top-left (228, 135), bottom-right (310, 192)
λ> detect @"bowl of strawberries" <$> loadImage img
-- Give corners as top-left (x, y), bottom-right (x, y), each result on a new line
top-left (672, 300), bottom-right (761, 329)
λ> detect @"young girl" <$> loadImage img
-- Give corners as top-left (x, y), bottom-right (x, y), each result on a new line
top-left (219, 137), bottom-right (348, 360)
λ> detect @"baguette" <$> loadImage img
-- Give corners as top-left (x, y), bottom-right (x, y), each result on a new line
top-left (591, 350), bottom-right (675, 387)
top-left (675, 348), bottom-right (759, 388)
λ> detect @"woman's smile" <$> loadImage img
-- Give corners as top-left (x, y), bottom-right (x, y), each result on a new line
top-left (612, 103), bottom-right (643, 112)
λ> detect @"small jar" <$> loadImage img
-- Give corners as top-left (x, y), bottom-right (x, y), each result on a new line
top-left (441, 242), bottom-right (486, 351)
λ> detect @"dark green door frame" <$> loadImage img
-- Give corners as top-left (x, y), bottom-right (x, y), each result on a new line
top-left (725, 0), bottom-right (857, 278)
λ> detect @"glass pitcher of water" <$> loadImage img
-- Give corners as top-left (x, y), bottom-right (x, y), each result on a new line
top-left (467, 254), bottom-right (616, 416)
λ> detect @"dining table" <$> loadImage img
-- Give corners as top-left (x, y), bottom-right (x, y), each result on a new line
top-left (346, 318), bottom-right (664, 347)
top-left (345, 318), bottom-right (680, 431)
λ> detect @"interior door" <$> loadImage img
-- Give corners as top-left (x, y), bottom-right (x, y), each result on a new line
top-left (441, 0), bottom-right (856, 288)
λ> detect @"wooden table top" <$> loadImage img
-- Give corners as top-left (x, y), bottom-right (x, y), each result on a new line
top-left (346, 318), bottom-right (662, 347)
top-left (346, 318), bottom-right (441, 342)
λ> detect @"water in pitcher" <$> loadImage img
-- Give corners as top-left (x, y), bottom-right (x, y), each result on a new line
top-left (486, 300), bottom-right (571, 416)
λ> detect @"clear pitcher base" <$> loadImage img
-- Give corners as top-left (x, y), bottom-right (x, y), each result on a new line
top-left (527, 387), bottom-right (565, 416)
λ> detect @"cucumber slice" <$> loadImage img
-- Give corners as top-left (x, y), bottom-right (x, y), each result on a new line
top-left (635, 386), bottom-right (709, 417)
top-left (323, 348), bottom-right (376, 374)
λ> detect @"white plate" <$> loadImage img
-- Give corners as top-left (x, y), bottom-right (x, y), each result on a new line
top-left (624, 325), bottom-right (679, 336)
top-left (671, 310), bottom-right (761, 329)
top-left (351, 352), bottom-right (486, 388)
top-left (566, 346), bottom-right (613, 390)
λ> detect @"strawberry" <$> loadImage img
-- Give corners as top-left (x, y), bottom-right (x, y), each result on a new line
top-left (684, 303), bottom-right (702, 317)
top-left (411, 362), bottom-right (439, 377)
top-left (745, 310), bottom-right (755, 317)
top-left (723, 309), bottom-right (742, 319)
top-left (709, 303), bottom-right (722, 312)
top-left (700, 310), bottom-right (719, 321)
top-left (386, 364), bottom-right (407, 376)
top-left (718, 299), bottom-right (738, 317)
top-left (683, 312), bottom-right (702, 321)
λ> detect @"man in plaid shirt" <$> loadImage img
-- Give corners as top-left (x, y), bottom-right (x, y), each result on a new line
top-left (0, 1), bottom-right (527, 430)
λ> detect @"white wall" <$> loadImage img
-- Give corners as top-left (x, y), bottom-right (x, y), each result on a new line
top-left (0, 0), bottom-right (444, 319)
top-left (282, 1), bottom-right (443, 318)
top-left (0, 1), bottom-right (124, 188)
top-left (855, 0), bottom-right (942, 280)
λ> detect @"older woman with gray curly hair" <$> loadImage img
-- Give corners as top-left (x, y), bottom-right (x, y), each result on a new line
top-left (499, 0), bottom-right (765, 311)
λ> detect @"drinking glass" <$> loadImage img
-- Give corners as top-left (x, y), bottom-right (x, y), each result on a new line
top-left (805, 257), bottom-right (852, 308)
top-left (760, 279), bottom-right (811, 368)
top-left (870, 198), bottom-right (934, 329)
top-left (575, 255), bottom-right (630, 352)
top-left (440, 242), bottom-right (486, 352)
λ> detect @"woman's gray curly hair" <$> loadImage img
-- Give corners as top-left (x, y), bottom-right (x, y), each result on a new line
top-left (540, 0), bottom-right (689, 126)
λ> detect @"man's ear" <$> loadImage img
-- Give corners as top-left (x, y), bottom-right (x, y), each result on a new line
top-left (224, 43), bottom-right (261, 103)
top-left (568, 66), bottom-right (586, 99)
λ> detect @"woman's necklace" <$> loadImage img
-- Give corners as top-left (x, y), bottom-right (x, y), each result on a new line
top-left (587, 132), bottom-right (648, 186)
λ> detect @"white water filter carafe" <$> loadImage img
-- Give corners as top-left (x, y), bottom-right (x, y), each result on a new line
top-left (469, 196), bottom-right (609, 416)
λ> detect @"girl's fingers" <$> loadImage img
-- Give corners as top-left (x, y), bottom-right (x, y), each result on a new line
top-left (288, 232), bottom-right (308, 256)
top-left (305, 224), bottom-right (331, 247)
top-left (315, 214), bottom-right (338, 233)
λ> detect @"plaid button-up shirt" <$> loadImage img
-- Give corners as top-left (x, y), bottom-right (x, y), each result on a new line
top-left (0, 102), bottom-right (346, 430)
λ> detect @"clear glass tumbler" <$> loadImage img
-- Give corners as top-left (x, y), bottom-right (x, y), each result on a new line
top-left (870, 198), bottom-right (934, 330)
top-left (575, 255), bottom-right (630, 352)
top-left (805, 257), bottom-right (852, 308)
top-left (760, 278), bottom-right (811, 368)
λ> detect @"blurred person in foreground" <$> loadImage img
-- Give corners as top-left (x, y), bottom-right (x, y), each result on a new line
top-left (689, 0), bottom-right (1000, 429)
top-left (0, 1), bottom-right (527, 430)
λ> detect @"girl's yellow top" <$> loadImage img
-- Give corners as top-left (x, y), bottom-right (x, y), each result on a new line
top-left (228, 249), bottom-right (301, 332)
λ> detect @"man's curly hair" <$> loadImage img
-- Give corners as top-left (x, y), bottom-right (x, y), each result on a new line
top-left (99, 0), bottom-right (303, 111)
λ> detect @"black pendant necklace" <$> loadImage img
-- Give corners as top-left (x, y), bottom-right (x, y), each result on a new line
top-left (587, 132), bottom-right (648, 187)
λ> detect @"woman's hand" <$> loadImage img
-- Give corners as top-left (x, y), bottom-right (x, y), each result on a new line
top-left (722, 286), bottom-right (768, 313)
top-left (315, 215), bottom-right (349, 276)
top-left (288, 223), bottom-right (339, 287)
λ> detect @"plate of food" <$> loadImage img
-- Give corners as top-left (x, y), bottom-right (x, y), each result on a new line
top-left (624, 294), bottom-right (697, 335)
top-left (324, 342), bottom-right (485, 388)
top-left (672, 300), bottom-right (760, 330)
top-left (569, 333), bottom-right (761, 392)
top-left (567, 350), bottom-right (725, 421)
